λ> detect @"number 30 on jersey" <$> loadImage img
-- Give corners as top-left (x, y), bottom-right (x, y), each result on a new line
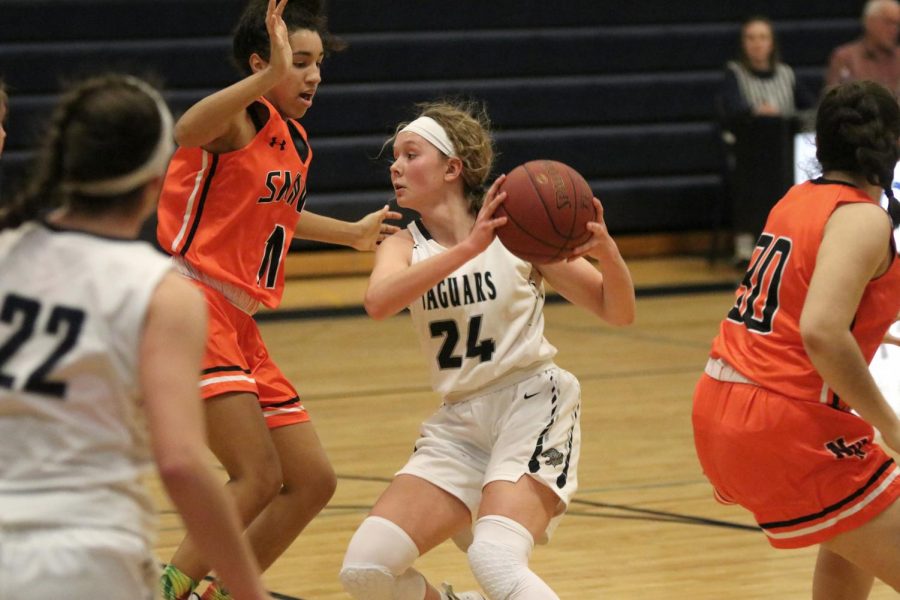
top-left (727, 233), bottom-right (792, 334)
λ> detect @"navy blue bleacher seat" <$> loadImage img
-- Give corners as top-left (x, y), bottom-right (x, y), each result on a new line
top-left (0, 0), bottom-right (861, 248)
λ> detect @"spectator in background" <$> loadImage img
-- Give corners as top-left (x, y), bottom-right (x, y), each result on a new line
top-left (720, 17), bottom-right (815, 121)
top-left (718, 16), bottom-right (815, 265)
top-left (825, 0), bottom-right (900, 94)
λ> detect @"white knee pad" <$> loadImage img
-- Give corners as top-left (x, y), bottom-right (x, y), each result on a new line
top-left (468, 515), bottom-right (558, 600)
top-left (339, 563), bottom-right (395, 600)
top-left (340, 516), bottom-right (424, 600)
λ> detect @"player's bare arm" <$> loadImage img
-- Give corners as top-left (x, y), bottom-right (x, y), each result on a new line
top-left (141, 273), bottom-right (272, 600)
top-left (174, 0), bottom-right (291, 151)
top-left (364, 180), bottom-right (508, 320)
top-left (538, 198), bottom-right (635, 325)
top-left (801, 202), bottom-right (900, 449)
top-left (293, 205), bottom-right (401, 249)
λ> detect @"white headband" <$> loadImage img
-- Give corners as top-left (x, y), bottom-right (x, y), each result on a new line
top-left (64, 77), bottom-right (175, 196)
top-left (400, 116), bottom-right (457, 157)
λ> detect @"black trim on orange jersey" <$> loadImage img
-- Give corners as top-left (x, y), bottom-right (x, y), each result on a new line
top-left (296, 185), bottom-right (309, 213)
top-left (414, 219), bottom-right (433, 240)
top-left (263, 395), bottom-right (301, 408)
top-left (758, 458), bottom-right (895, 530)
top-left (829, 391), bottom-right (843, 410)
top-left (830, 315), bottom-right (860, 410)
top-left (248, 101), bottom-right (268, 133)
top-left (179, 153), bottom-right (219, 256)
top-left (201, 365), bottom-right (251, 375)
top-left (811, 177), bottom-right (860, 188)
top-left (286, 120), bottom-right (310, 164)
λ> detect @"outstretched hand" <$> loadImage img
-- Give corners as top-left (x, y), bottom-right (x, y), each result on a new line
top-left (265, 0), bottom-right (292, 79)
top-left (566, 197), bottom-right (618, 262)
top-left (352, 204), bottom-right (403, 251)
top-left (464, 174), bottom-right (508, 255)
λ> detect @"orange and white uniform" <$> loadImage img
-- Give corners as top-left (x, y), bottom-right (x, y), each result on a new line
top-left (157, 97), bottom-right (310, 427)
top-left (693, 178), bottom-right (900, 548)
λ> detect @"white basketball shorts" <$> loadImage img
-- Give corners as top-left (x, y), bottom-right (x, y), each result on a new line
top-left (0, 525), bottom-right (157, 599)
top-left (397, 365), bottom-right (581, 542)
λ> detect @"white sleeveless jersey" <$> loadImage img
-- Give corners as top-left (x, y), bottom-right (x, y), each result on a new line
top-left (0, 222), bottom-right (171, 540)
top-left (407, 220), bottom-right (556, 401)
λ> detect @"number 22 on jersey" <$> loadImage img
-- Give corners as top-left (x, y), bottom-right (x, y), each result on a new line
top-left (0, 293), bottom-right (85, 399)
top-left (727, 233), bottom-right (792, 334)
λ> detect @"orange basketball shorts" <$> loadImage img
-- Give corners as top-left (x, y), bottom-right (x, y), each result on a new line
top-left (195, 281), bottom-right (308, 429)
top-left (692, 373), bottom-right (900, 549)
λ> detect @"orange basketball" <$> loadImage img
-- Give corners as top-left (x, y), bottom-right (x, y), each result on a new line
top-left (495, 160), bottom-right (596, 264)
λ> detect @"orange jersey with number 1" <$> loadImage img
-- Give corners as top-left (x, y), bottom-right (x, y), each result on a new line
top-left (711, 179), bottom-right (900, 406)
top-left (157, 97), bottom-right (311, 309)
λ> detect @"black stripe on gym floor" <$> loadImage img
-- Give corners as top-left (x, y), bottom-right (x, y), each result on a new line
top-left (254, 281), bottom-right (738, 322)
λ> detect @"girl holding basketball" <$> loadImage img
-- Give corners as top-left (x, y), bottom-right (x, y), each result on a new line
top-left (693, 80), bottom-right (900, 596)
top-left (339, 100), bottom-right (634, 600)
top-left (155, 1), bottom-right (399, 598)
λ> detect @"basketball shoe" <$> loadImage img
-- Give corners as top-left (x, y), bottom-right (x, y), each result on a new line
top-left (160, 564), bottom-right (197, 600)
top-left (199, 582), bottom-right (232, 600)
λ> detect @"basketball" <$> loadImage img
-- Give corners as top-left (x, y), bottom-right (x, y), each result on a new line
top-left (494, 160), bottom-right (597, 264)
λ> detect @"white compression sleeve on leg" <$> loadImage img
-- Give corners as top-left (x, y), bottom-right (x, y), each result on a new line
top-left (467, 515), bottom-right (559, 600)
top-left (340, 516), bottom-right (425, 600)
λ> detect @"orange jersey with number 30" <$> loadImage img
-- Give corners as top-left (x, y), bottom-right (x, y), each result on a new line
top-left (711, 179), bottom-right (900, 405)
top-left (157, 97), bottom-right (311, 308)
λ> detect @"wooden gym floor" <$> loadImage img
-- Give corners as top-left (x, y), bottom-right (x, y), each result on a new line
top-left (150, 251), bottom-right (898, 599)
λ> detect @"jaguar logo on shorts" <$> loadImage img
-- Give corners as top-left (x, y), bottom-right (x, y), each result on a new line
top-left (541, 448), bottom-right (565, 467)
top-left (824, 436), bottom-right (869, 460)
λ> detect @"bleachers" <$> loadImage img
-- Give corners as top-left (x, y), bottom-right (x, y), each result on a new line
top-left (0, 0), bottom-right (861, 247)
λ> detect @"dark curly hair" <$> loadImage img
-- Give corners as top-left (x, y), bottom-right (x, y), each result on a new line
top-left (816, 80), bottom-right (900, 226)
top-left (232, 0), bottom-right (346, 76)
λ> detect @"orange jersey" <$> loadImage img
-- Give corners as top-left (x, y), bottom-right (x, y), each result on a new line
top-left (711, 179), bottom-right (900, 405)
top-left (157, 97), bottom-right (311, 308)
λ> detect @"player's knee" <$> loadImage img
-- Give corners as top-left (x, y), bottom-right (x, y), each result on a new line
top-left (340, 516), bottom-right (420, 597)
top-left (338, 563), bottom-right (395, 600)
top-left (221, 440), bottom-right (283, 508)
top-left (248, 460), bottom-right (283, 506)
top-left (467, 515), bottom-right (535, 600)
top-left (281, 451), bottom-right (336, 509)
top-left (285, 463), bottom-right (336, 515)
top-left (305, 462), bottom-right (337, 510)
top-left (224, 462), bottom-right (281, 522)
